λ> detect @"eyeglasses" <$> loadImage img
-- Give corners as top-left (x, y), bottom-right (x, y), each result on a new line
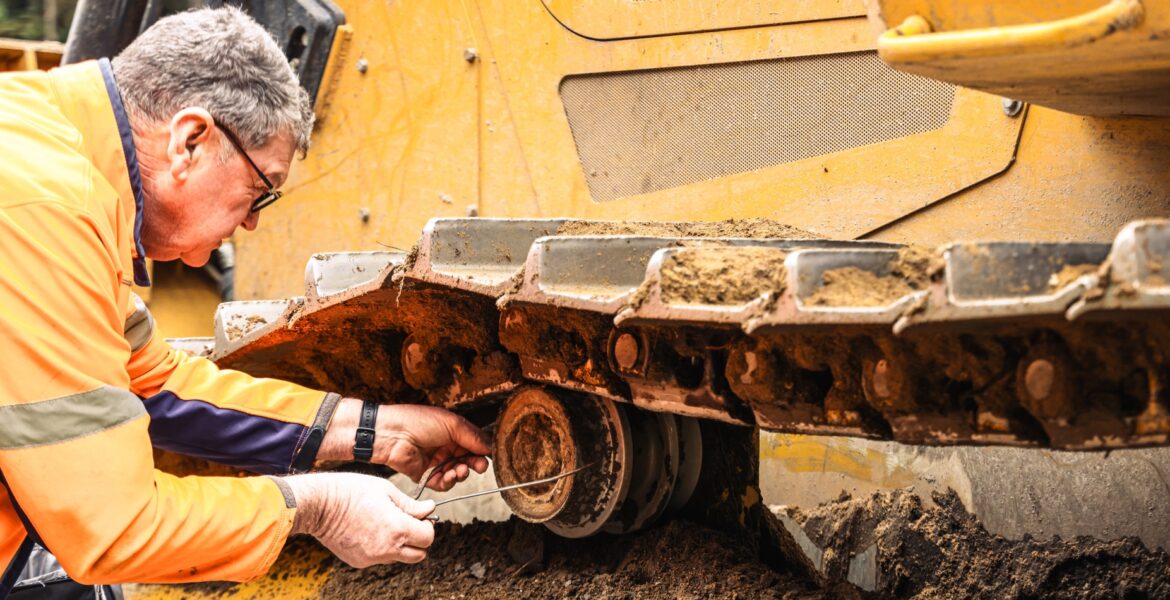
top-left (217, 124), bottom-right (282, 213)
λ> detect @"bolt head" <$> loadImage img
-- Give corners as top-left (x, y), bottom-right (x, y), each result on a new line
top-left (1001, 97), bottom-right (1023, 117)
top-left (613, 333), bottom-right (640, 370)
top-left (402, 341), bottom-right (425, 376)
top-left (463, 47), bottom-right (478, 62)
top-left (1024, 359), bottom-right (1055, 400)
top-left (356, 58), bottom-right (369, 74)
top-left (871, 359), bottom-right (891, 399)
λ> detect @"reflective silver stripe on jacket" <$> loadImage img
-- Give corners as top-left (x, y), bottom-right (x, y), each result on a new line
top-left (123, 293), bottom-right (155, 352)
top-left (0, 386), bottom-right (146, 449)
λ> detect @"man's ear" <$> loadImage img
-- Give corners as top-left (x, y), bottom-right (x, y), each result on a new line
top-left (167, 107), bottom-right (215, 183)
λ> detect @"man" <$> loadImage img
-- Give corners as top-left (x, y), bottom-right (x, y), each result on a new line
top-left (0, 5), bottom-right (490, 594)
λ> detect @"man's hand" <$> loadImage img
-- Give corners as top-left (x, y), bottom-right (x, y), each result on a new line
top-left (285, 473), bottom-right (435, 568)
top-left (319, 399), bottom-right (491, 491)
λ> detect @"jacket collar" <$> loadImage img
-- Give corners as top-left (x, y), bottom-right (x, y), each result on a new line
top-left (49, 59), bottom-right (151, 287)
top-left (97, 58), bottom-right (150, 287)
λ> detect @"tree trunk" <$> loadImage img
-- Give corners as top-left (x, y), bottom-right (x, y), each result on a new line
top-left (44, 0), bottom-right (59, 41)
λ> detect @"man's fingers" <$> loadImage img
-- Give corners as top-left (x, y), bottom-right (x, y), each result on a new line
top-left (401, 496), bottom-right (436, 520)
top-left (395, 546), bottom-right (429, 565)
top-left (444, 412), bottom-right (491, 455)
top-left (397, 512), bottom-right (436, 547)
top-left (470, 456), bottom-right (489, 474)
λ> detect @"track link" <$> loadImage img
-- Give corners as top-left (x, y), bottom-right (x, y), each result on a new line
top-left (175, 218), bottom-right (1170, 450)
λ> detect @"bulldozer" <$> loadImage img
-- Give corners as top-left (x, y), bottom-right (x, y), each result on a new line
top-left (40, 0), bottom-right (1170, 595)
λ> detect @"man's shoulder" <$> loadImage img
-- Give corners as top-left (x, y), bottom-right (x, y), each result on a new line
top-left (0, 82), bottom-right (106, 214)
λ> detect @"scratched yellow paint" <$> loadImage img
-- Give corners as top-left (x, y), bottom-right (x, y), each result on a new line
top-left (761, 434), bottom-right (918, 488)
top-left (124, 542), bottom-right (333, 599)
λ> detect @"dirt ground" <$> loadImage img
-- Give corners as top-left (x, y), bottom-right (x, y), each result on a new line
top-left (163, 488), bottom-right (1170, 599)
top-left (238, 486), bottom-right (1170, 599)
top-left (318, 517), bottom-right (820, 600)
top-left (792, 489), bottom-right (1170, 599)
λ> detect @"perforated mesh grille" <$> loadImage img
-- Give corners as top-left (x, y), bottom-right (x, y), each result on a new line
top-left (560, 51), bottom-right (956, 202)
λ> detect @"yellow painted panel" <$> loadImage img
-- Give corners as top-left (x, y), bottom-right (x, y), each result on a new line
top-left (761, 433), bottom-right (918, 488)
top-left (236, 0), bottom-right (1170, 301)
top-left (147, 261), bottom-right (220, 339)
top-left (865, 0), bottom-right (1107, 32)
top-left (124, 540), bottom-right (331, 599)
top-left (868, 0), bottom-right (1170, 116)
top-left (541, 0), bottom-right (865, 40)
top-left (475, 7), bottom-right (1020, 238)
top-left (236, 0), bottom-right (480, 299)
top-left (869, 106), bottom-right (1170, 245)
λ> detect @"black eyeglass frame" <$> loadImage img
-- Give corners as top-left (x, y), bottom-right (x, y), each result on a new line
top-left (217, 124), bottom-right (283, 213)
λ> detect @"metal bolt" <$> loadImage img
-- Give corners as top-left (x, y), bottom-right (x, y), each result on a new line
top-left (1024, 359), bottom-right (1055, 400)
top-left (356, 58), bottom-right (369, 74)
top-left (463, 47), bottom-right (478, 63)
top-left (503, 310), bottom-right (524, 328)
top-left (358, 207), bottom-right (370, 223)
top-left (466, 204), bottom-right (479, 217)
top-left (1001, 98), bottom-right (1023, 117)
top-left (871, 359), bottom-right (891, 399)
top-left (402, 341), bottom-right (426, 377)
top-left (613, 333), bottom-right (640, 370)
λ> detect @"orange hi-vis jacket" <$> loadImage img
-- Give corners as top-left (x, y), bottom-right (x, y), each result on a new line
top-left (0, 60), bottom-right (340, 586)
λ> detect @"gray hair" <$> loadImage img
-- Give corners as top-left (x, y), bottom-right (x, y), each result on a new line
top-left (112, 6), bottom-right (313, 155)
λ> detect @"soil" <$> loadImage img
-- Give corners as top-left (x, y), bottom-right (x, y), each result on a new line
top-left (791, 488), bottom-right (1170, 599)
top-left (318, 517), bottom-right (823, 600)
top-left (1047, 263), bottom-right (1098, 291)
top-left (557, 219), bottom-right (823, 239)
top-left (165, 484), bottom-right (1170, 599)
top-left (658, 247), bottom-right (788, 305)
top-left (806, 246), bottom-right (938, 307)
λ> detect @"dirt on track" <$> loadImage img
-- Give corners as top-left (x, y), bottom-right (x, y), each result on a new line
top-left (556, 218), bottom-right (822, 239)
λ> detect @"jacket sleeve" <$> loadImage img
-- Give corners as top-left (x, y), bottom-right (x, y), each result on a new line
top-left (126, 296), bottom-right (340, 475)
top-left (0, 201), bottom-right (295, 584)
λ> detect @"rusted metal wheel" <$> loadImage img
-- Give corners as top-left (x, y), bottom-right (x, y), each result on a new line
top-left (493, 387), bottom-right (633, 538)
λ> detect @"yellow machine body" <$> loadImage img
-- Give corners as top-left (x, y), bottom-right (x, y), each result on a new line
top-left (236, 0), bottom-right (1170, 302)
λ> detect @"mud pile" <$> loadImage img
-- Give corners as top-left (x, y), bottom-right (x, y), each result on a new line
top-left (807, 246), bottom-right (938, 307)
top-left (791, 489), bottom-right (1170, 598)
top-left (1047, 263), bottom-right (1098, 291)
top-left (659, 247), bottom-right (788, 305)
top-left (167, 485), bottom-right (1170, 599)
top-left (320, 517), bottom-right (822, 600)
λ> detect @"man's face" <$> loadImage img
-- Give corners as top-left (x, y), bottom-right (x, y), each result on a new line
top-left (139, 109), bottom-right (295, 267)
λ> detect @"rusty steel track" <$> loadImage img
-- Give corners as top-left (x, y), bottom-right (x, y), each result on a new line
top-left (176, 218), bottom-right (1170, 451)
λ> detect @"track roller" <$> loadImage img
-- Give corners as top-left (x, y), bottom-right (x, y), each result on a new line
top-left (492, 387), bottom-right (703, 537)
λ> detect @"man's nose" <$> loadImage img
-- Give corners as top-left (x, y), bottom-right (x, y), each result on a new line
top-left (242, 211), bottom-right (260, 231)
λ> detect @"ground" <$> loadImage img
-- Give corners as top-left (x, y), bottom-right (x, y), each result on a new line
top-left (165, 486), bottom-right (1169, 599)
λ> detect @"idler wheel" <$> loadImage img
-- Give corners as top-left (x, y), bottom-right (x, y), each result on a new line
top-left (668, 415), bottom-right (703, 510)
top-left (602, 411), bottom-right (679, 534)
top-left (493, 387), bottom-right (632, 538)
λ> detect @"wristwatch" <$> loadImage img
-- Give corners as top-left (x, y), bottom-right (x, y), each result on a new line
top-left (353, 399), bottom-right (379, 462)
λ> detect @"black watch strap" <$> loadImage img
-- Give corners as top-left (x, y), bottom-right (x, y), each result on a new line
top-left (353, 400), bottom-right (379, 463)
